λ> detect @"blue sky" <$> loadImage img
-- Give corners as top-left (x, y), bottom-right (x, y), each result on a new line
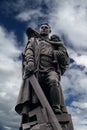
top-left (0, 0), bottom-right (87, 130)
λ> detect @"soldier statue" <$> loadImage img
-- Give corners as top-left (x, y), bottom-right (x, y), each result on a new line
top-left (15, 23), bottom-right (70, 130)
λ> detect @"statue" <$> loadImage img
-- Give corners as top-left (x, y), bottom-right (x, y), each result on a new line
top-left (15, 23), bottom-right (74, 130)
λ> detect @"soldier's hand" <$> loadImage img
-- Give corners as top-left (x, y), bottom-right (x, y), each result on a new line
top-left (24, 62), bottom-right (34, 78)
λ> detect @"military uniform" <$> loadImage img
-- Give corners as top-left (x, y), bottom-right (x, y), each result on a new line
top-left (23, 37), bottom-right (69, 112)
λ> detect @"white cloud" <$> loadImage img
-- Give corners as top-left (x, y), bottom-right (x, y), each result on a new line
top-left (61, 62), bottom-right (87, 130)
top-left (4, 126), bottom-right (11, 130)
top-left (74, 55), bottom-right (87, 67)
top-left (75, 126), bottom-right (87, 130)
top-left (62, 63), bottom-right (87, 97)
top-left (67, 102), bottom-right (87, 130)
top-left (16, 9), bottom-right (43, 22)
top-left (0, 26), bottom-right (21, 128)
top-left (0, 27), bottom-right (20, 56)
top-left (72, 101), bottom-right (87, 110)
top-left (49, 0), bottom-right (87, 51)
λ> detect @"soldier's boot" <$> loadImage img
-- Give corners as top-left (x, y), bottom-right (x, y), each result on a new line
top-left (52, 104), bottom-right (62, 114)
top-left (61, 105), bottom-right (67, 113)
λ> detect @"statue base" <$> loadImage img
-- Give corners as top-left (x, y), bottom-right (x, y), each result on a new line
top-left (22, 106), bottom-right (74, 130)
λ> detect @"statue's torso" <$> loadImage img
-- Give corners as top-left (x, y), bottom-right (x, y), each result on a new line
top-left (35, 39), bottom-right (55, 72)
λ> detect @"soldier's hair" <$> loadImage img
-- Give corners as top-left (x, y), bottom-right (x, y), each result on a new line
top-left (40, 22), bottom-right (50, 27)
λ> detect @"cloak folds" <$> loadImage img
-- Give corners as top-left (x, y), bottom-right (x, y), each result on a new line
top-left (15, 78), bottom-right (38, 115)
top-left (15, 77), bottom-right (67, 115)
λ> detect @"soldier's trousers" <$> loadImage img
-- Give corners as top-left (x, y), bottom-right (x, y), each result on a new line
top-left (38, 71), bottom-right (62, 107)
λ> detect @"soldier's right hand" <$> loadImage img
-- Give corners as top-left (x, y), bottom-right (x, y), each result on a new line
top-left (24, 62), bottom-right (34, 78)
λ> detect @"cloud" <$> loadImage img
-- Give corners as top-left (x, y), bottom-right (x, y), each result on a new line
top-left (61, 61), bottom-right (87, 130)
top-left (62, 62), bottom-right (87, 99)
top-left (0, 25), bottom-right (21, 129)
top-left (1, 0), bottom-right (52, 17)
top-left (74, 55), bottom-right (87, 67)
top-left (16, 9), bottom-right (44, 22)
top-left (4, 126), bottom-right (11, 130)
top-left (71, 101), bottom-right (87, 110)
top-left (67, 105), bottom-right (87, 130)
top-left (66, 103), bottom-right (87, 130)
top-left (0, 0), bottom-right (26, 15)
top-left (49, 0), bottom-right (87, 52)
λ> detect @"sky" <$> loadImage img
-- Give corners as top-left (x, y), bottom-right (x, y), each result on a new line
top-left (0, 0), bottom-right (87, 130)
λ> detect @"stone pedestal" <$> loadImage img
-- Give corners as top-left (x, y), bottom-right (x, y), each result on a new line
top-left (22, 106), bottom-right (74, 130)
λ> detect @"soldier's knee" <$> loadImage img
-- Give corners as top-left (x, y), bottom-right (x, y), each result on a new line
top-left (49, 79), bottom-right (60, 88)
top-left (47, 71), bottom-right (60, 87)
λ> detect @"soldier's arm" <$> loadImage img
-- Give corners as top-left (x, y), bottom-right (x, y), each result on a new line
top-left (23, 38), bottom-right (35, 78)
top-left (25, 39), bottom-right (34, 64)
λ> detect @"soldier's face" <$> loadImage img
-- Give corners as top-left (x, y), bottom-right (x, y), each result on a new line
top-left (39, 25), bottom-right (51, 36)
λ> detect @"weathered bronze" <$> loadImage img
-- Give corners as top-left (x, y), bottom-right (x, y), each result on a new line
top-left (15, 23), bottom-right (74, 130)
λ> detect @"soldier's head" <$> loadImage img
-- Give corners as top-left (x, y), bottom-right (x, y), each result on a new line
top-left (39, 23), bottom-right (51, 36)
top-left (50, 34), bottom-right (61, 42)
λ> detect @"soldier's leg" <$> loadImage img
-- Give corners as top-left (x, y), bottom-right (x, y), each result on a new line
top-left (60, 85), bottom-right (68, 113)
top-left (46, 71), bottom-right (62, 114)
